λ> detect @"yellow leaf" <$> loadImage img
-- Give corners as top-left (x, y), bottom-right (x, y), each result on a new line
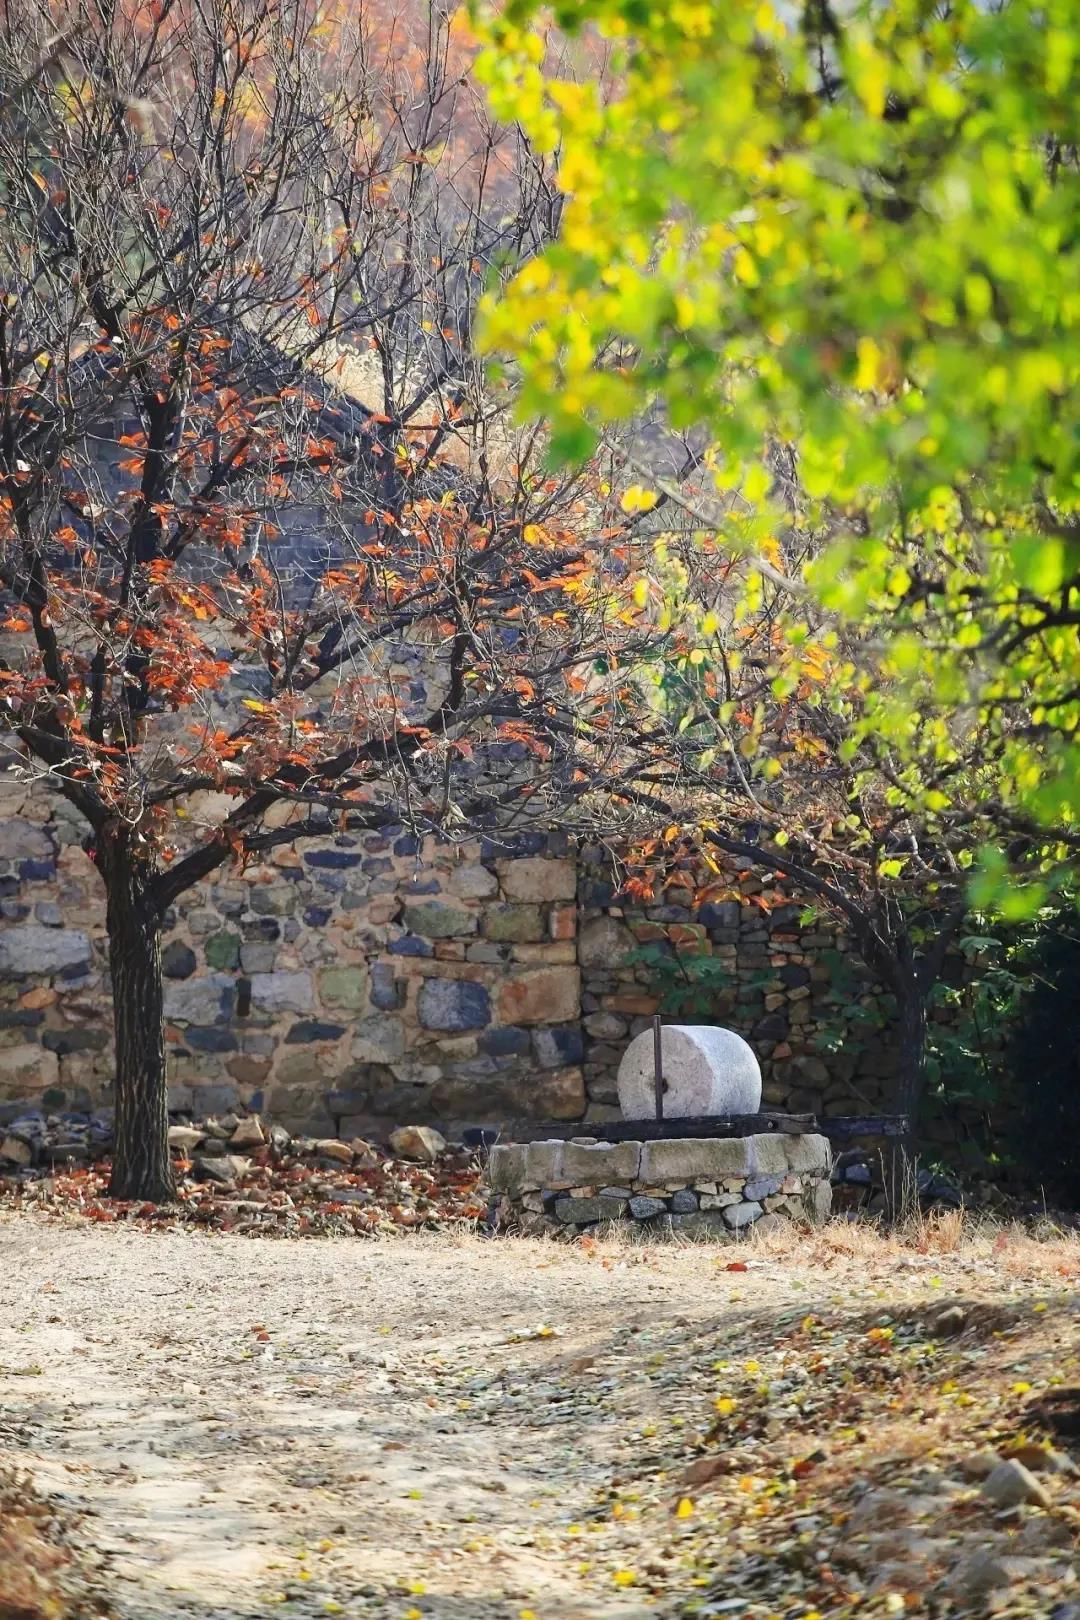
top-left (612, 1570), bottom-right (638, 1587)
top-left (854, 336), bottom-right (883, 391)
top-left (620, 484), bottom-right (658, 514)
top-left (1012, 1381), bottom-right (1033, 1395)
top-left (675, 1497), bottom-right (694, 1519)
top-left (714, 1396), bottom-right (737, 1416)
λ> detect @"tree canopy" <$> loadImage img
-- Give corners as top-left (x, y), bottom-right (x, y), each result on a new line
top-left (474, 0), bottom-right (1080, 898)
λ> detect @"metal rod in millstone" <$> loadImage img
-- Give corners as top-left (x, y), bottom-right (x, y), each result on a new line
top-left (652, 1013), bottom-right (664, 1121)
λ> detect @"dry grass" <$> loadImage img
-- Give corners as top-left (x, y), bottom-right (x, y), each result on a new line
top-left (527, 1204), bottom-right (1080, 1280)
top-left (742, 1208), bottom-right (1080, 1277)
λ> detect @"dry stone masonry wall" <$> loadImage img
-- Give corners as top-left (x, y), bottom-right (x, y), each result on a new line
top-left (485, 1132), bottom-right (834, 1237)
top-left (0, 780), bottom-right (587, 1135)
top-left (0, 779), bottom-right (982, 1150)
top-left (577, 847), bottom-right (906, 1122)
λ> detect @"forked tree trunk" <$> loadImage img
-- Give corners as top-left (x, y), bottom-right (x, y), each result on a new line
top-left (99, 835), bottom-right (175, 1203)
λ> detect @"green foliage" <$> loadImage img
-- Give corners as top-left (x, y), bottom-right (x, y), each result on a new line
top-left (1005, 901), bottom-right (1080, 1202)
top-left (474, 0), bottom-right (1080, 890)
top-left (924, 937), bottom-right (1025, 1109)
top-left (629, 941), bottom-right (731, 1019)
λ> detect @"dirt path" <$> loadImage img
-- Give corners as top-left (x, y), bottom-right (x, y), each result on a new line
top-left (1, 1215), bottom-right (1076, 1620)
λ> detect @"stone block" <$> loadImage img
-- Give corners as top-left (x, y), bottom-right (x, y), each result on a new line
top-left (785, 1133), bottom-right (832, 1174)
top-left (560, 1140), bottom-right (641, 1184)
top-left (497, 967), bottom-right (580, 1026)
top-left (482, 904), bottom-right (544, 943)
top-left (285, 1020), bottom-right (347, 1044)
top-left (584, 1011), bottom-right (627, 1040)
top-left (523, 1140), bottom-right (564, 1183)
top-left (0, 1044), bottom-right (59, 1096)
top-left (164, 973), bottom-right (235, 1025)
top-left (743, 1175), bottom-right (783, 1201)
top-left (670, 1188), bottom-right (699, 1212)
top-left (549, 906), bottom-right (576, 941)
top-left (805, 1178), bottom-right (832, 1224)
top-left (639, 1137), bottom-right (752, 1182)
top-left (0, 818), bottom-right (52, 860)
top-left (204, 931), bottom-right (241, 970)
top-left (227, 1056), bottom-right (272, 1085)
top-left (532, 1026), bottom-right (584, 1069)
top-left (350, 1017), bottom-right (405, 1063)
top-left (480, 1026), bottom-right (531, 1056)
top-left (486, 1143), bottom-right (526, 1191)
top-left (402, 900), bottom-right (477, 938)
top-left (531, 1067), bottom-right (586, 1119)
top-left (554, 1194), bottom-right (627, 1224)
top-left (448, 863), bottom-right (499, 899)
top-left (577, 916), bottom-right (634, 970)
top-left (511, 942), bottom-right (577, 965)
top-left (318, 966), bottom-right (368, 1010)
top-left (498, 857), bottom-right (576, 902)
top-left (184, 1026), bottom-right (238, 1053)
top-left (723, 1199), bottom-right (764, 1229)
top-left (250, 971), bottom-right (314, 1015)
top-left (368, 963), bottom-right (404, 1011)
top-left (417, 977), bottom-right (491, 1032)
top-left (747, 1135), bottom-right (789, 1176)
top-left (161, 942), bottom-right (197, 980)
top-left (629, 1194), bottom-right (667, 1219)
top-left (0, 927), bottom-right (91, 976)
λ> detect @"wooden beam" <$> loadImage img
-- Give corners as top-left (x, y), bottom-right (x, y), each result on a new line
top-left (496, 1113), bottom-right (909, 1144)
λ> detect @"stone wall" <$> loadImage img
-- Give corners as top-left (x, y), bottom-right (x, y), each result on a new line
top-left (0, 781), bottom-right (589, 1135)
top-left (0, 779), bottom-right (984, 1149)
top-left (574, 849), bottom-right (997, 1157)
top-left (485, 1132), bottom-right (834, 1237)
top-left (577, 848), bottom-right (903, 1122)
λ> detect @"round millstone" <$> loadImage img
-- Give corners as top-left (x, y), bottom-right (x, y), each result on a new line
top-left (616, 1024), bottom-right (762, 1120)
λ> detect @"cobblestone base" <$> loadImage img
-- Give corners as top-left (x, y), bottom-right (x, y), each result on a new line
top-left (484, 1132), bottom-right (832, 1237)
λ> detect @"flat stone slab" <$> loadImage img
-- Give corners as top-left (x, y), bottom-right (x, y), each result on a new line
top-left (617, 1025), bottom-right (762, 1120)
top-left (488, 1132), bottom-right (831, 1191)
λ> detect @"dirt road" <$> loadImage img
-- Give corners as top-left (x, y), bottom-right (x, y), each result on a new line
top-left (1, 1215), bottom-right (1076, 1620)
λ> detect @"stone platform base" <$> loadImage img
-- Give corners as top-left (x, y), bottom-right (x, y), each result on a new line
top-left (485, 1132), bottom-right (832, 1237)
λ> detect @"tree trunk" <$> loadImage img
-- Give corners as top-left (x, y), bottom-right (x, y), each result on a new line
top-left (895, 972), bottom-right (928, 1121)
top-left (100, 835), bottom-right (175, 1203)
top-left (882, 971), bottom-right (928, 1220)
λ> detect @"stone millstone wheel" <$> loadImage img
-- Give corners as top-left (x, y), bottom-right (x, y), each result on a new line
top-left (616, 1024), bottom-right (762, 1120)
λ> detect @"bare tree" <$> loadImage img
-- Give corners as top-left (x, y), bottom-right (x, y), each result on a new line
top-left (0, 0), bottom-right (634, 1199)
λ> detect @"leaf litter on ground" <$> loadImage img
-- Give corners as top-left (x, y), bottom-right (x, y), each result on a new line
top-left (548, 1237), bottom-right (1080, 1618)
top-left (0, 1142), bottom-right (486, 1236)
